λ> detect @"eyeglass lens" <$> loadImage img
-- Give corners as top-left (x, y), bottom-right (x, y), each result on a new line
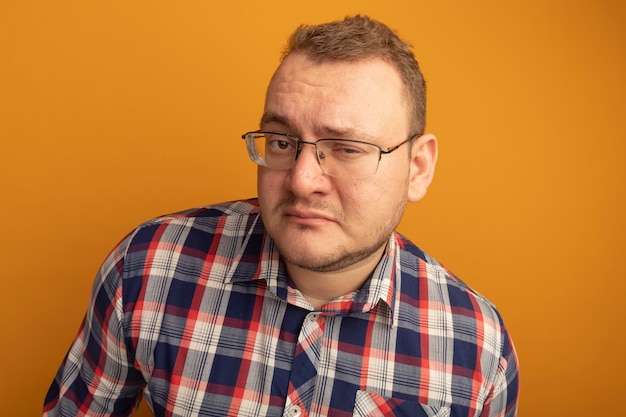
top-left (247, 133), bottom-right (381, 178)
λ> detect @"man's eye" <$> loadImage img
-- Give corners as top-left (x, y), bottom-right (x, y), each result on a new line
top-left (277, 140), bottom-right (291, 150)
top-left (337, 146), bottom-right (363, 154)
top-left (267, 139), bottom-right (294, 152)
top-left (328, 142), bottom-right (369, 158)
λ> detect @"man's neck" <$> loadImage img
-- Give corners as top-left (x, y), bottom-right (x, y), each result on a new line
top-left (284, 246), bottom-right (386, 309)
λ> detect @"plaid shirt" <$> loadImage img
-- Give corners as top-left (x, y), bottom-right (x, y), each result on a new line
top-left (44, 199), bottom-right (519, 417)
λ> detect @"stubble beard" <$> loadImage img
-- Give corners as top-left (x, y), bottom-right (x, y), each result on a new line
top-left (278, 229), bottom-right (391, 273)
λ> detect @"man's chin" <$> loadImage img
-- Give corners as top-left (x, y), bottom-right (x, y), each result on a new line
top-left (278, 245), bottom-right (381, 273)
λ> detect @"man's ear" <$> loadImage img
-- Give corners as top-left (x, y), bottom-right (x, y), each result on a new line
top-left (407, 133), bottom-right (438, 203)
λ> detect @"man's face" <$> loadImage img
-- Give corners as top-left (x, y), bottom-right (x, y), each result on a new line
top-left (258, 53), bottom-right (423, 273)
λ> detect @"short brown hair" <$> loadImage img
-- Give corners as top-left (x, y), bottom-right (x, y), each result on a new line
top-left (282, 15), bottom-right (426, 136)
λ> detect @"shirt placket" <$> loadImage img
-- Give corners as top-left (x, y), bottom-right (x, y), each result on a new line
top-left (283, 312), bottom-right (325, 417)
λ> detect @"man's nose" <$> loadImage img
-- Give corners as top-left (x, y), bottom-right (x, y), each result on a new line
top-left (287, 143), bottom-right (329, 194)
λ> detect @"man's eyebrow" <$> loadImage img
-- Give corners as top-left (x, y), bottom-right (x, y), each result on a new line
top-left (320, 126), bottom-right (360, 138)
top-left (260, 113), bottom-right (373, 140)
top-left (260, 113), bottom-right (290, 128)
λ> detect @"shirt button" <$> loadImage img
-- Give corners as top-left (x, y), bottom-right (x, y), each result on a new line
top-left (288, 405), bottom-right (301, 416)
top-left (309, 313), bottom-right (319, 322)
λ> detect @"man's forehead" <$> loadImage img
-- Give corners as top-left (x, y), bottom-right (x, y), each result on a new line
top-left (276, 55), bottom-right (393, 87)
top-left (262, 54), bottom-right (410, 140)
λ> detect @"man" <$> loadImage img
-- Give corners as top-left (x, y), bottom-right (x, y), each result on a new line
top-left (44, 15), bottom-right (519, 417)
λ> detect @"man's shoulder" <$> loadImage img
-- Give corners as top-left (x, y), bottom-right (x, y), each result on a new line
top-left (121, 198), bottom-right (263, 250)
top-left (150, 198), bottom-right (260, 223)
top-left (394, 232), bottom-right (500, 316)
top-left (136, 198), bottom-right (260, 229)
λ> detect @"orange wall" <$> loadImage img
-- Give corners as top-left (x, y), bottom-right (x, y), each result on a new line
top-left (2, 1), bottom-right (625, 415)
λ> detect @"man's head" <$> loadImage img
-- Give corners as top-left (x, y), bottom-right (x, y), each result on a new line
top-left (281, 15), bottom-right (426, 136)
top-left (253, 16), bottom-right (437, 278)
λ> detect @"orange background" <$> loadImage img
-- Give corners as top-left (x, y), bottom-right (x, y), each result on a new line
top-left (2, 1), bottom-right (625, 415)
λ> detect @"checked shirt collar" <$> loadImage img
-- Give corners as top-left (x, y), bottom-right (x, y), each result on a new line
top-left (223, 211), bottom-right (397, 326)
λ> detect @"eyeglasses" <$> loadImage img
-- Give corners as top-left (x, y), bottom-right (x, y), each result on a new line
top-left (241, 131), bottom-right (414, 178)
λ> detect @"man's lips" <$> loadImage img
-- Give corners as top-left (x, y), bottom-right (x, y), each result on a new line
top-left (283, 208), bottom-right (337, 225)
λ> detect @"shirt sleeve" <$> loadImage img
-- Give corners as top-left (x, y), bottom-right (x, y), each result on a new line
top-left (43, 234), bottom-right (145, 417)
top-left (481, 328), bottom-right (520, 417)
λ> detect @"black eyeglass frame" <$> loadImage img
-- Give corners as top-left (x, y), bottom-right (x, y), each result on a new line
top-left (241, 130), bottom-right (417, 168)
